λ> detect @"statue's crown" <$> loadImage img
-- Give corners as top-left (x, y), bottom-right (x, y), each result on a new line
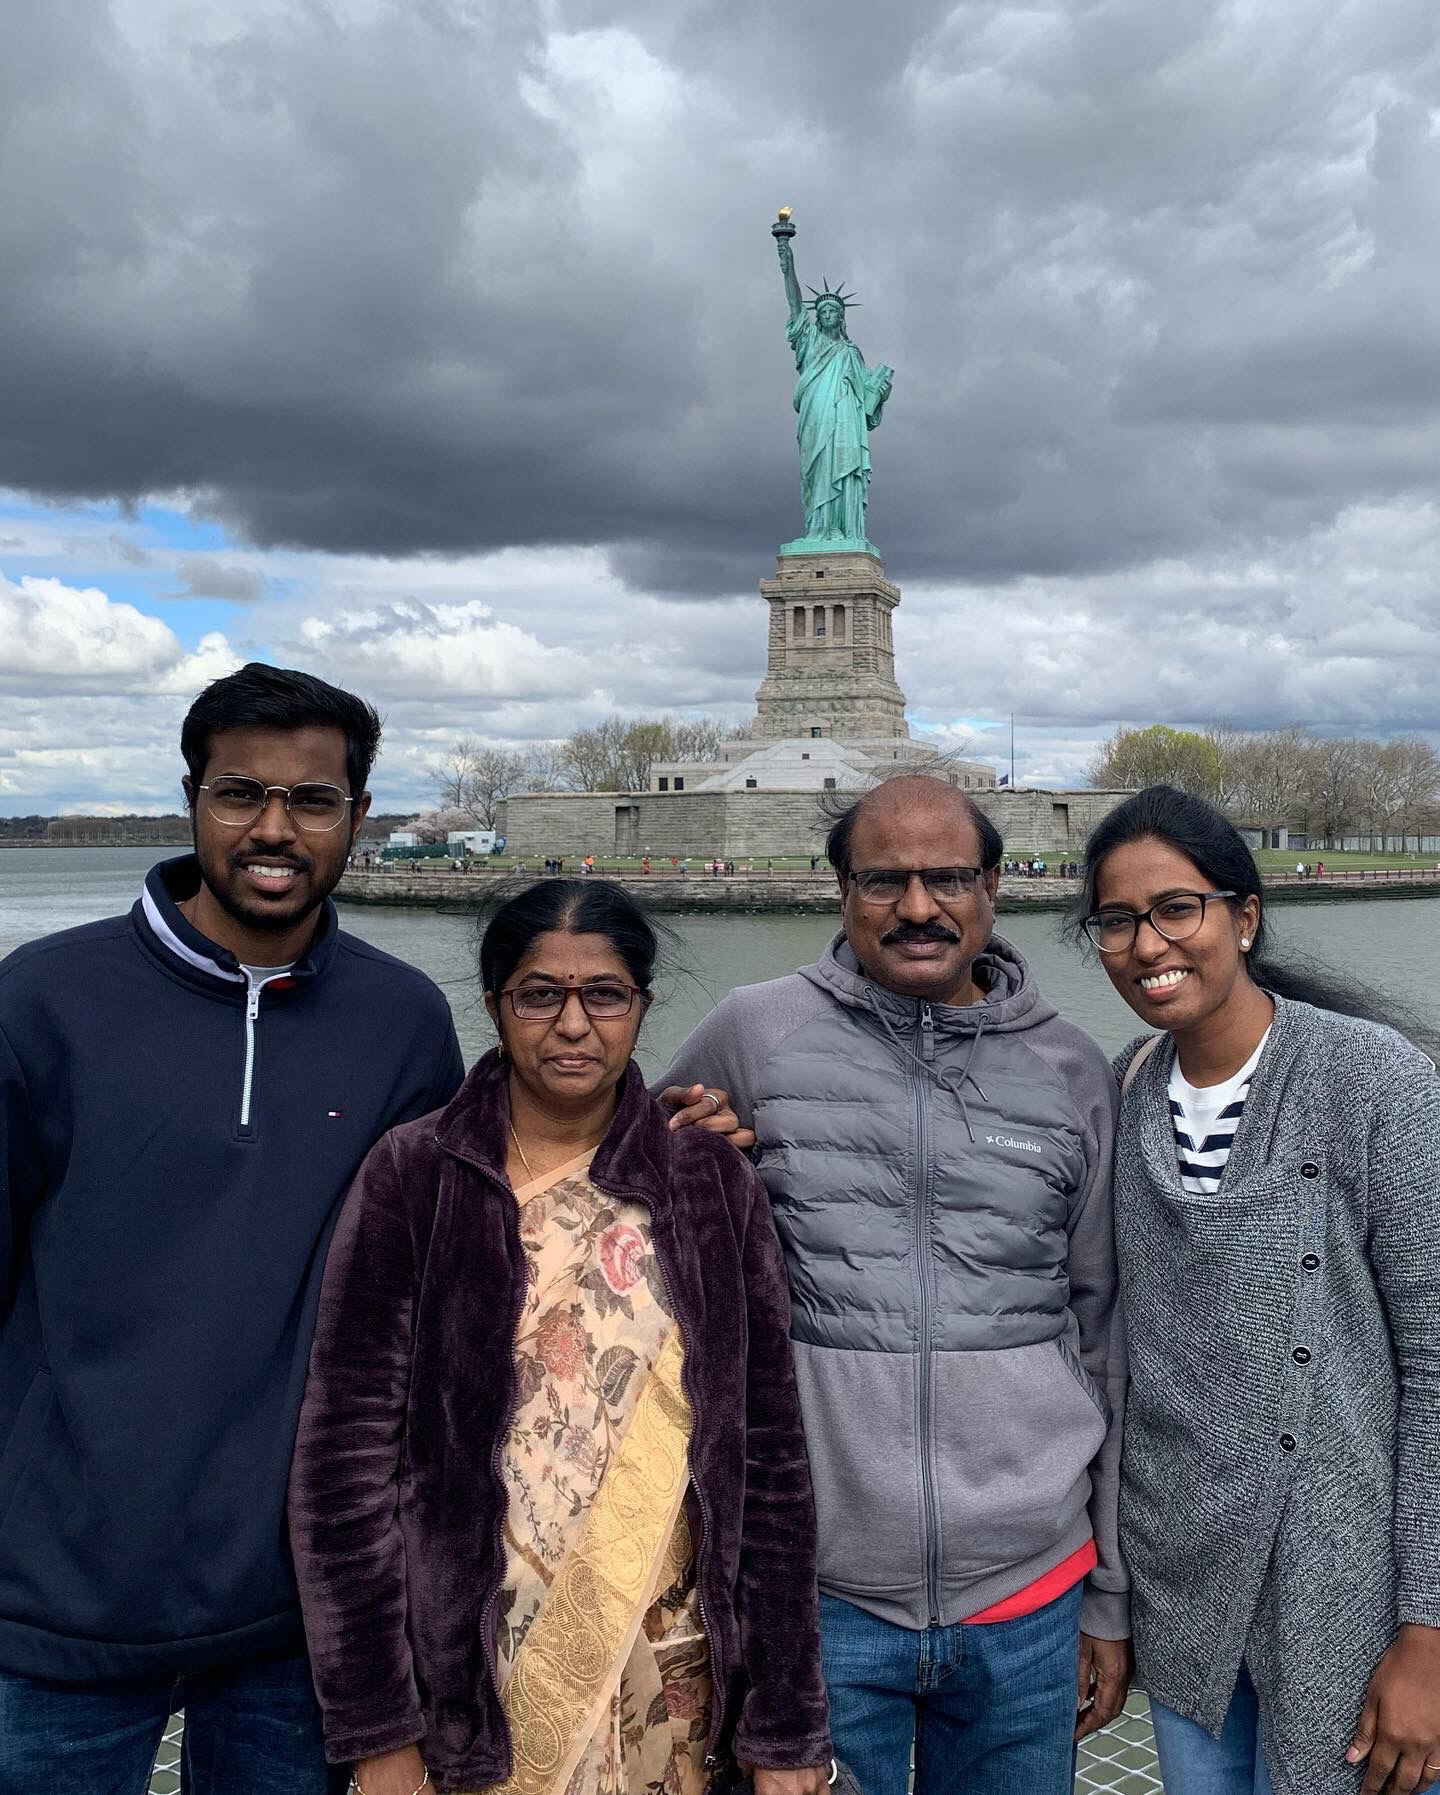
top-left (805, 279), bottom-right (859, 311)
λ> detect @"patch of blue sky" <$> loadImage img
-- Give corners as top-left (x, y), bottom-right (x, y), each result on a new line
top-left (0, 490), bottom-right (233, 557)
top-left (0, 491), bottom-right (261, 650)
top-left (910, 712), bottom-right (1006, 736)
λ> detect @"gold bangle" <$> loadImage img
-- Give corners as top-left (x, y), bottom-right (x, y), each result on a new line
top-left (353, 1770), bottom-right (429, 1795)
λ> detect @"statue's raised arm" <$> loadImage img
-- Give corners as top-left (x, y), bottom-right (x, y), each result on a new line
top-left (773, 208), bottom-right (803, 320)
top-left (768, 208), bottom-right (894, 554)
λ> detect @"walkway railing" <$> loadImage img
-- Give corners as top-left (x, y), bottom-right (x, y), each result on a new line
top-left (1267, 866), bottom-right (1440, 886)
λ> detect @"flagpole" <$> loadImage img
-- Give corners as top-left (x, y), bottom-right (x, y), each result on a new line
top-left (1009, 713), bottom-right (1015, 787)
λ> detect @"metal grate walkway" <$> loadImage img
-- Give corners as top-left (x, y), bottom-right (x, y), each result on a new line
top-left (1077, 1695), bottom-right (1163, 1793)
top-left (147, 1696), bottom-right (1162, 1792)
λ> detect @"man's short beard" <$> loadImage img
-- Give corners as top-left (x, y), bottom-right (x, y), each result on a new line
top-left (190, 816), bottom-right (333, 933)
top-left (209, 878), bottom-right (324, 933)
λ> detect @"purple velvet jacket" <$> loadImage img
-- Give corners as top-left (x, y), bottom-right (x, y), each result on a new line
top-left (289, 1052), bottom-right (830, 1792)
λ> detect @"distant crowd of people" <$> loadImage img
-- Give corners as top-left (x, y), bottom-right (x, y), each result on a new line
top-left (1002, 856), bottom-right (1082, 878)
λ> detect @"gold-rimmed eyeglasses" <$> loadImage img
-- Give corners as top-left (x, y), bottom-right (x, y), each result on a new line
top-left (197, 777), bottom-right (354, 833)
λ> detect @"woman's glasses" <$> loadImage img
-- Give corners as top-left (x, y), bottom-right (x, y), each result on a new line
top-left (502, 983), bottom-right (646, 1020)
top-left (198, 777), bottom-right (353, 833)
top-left (1083, 891), bottom-right (1237, 954)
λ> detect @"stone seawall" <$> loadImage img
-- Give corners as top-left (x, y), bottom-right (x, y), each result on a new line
top-left (335, 871), bottom-right (1083, 915)
top-left (336, 868), bottom-right (1440, 917)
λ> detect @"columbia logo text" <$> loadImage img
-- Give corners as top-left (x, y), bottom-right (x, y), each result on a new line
top-left (986, 1133), bottom-right (1042, 1154)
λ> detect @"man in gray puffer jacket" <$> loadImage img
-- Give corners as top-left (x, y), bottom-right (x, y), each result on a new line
top-left (663, 777), bottom-right (1130, 1795)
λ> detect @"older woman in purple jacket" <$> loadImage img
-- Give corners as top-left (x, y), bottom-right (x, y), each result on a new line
top-left (289, 880), bottom-right (831, 1795)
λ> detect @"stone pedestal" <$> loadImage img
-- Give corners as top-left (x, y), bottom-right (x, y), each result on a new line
top-left (753, 548), bottom-right (911, 743)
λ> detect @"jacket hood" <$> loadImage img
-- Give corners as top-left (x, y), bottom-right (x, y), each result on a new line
top-left (798, 928), bottom-right (1058, 1036)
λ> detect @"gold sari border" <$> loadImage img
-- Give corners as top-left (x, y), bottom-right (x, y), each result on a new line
top-left (474, 1329), bottom-right (693, 1795)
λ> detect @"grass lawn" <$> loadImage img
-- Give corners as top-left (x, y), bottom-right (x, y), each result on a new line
top-left (1252, 848), bottom-right (1440, 875)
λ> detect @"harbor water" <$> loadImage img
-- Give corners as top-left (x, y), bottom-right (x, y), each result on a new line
top-left (4, 844), bottom-right (1438, 1073)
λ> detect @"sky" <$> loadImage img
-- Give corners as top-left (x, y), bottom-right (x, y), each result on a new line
top-left (3, 0), bottom-right (1440, 815)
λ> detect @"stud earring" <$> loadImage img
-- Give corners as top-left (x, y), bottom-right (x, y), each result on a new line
top-left (1240, 937), bottom-right (1250, 949)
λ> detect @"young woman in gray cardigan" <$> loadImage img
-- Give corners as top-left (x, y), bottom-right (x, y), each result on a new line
top-left (1070, 785), bottom-right (1440, 1795)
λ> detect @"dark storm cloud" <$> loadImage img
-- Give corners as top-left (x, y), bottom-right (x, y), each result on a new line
top-left (3, 0), bottom-right (1440, 606)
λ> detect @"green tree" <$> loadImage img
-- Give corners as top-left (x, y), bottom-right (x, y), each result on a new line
top-left (1087, 725), bottom-right (1224, 799)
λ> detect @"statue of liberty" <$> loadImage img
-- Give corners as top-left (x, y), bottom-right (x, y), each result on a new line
top-left (772, 210), bottom-right (893, 552)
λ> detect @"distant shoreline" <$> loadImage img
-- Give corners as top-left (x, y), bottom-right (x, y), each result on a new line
top-left (0, 838), bottom-right (191, 849)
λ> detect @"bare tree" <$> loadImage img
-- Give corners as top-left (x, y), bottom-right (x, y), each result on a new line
top-left (558, 715), bottom-right (746, 792)
top-left (1352, 740), bottom-right (1406, 851)
top-left (1301, 737), bottom-right (1365, 848)
top-left (1088, 721), bottom-right (1433, 847)
top-left (430, 737), bottom-right (531, 828)
top-left (670, 716), bottom-right (744, 764)
top-left (521, 741), bottom-right (568, 793)
top-left (1386, 737), bottom-right (1440, 849)
top-left (1230, 726), bottom-right (1314, 831)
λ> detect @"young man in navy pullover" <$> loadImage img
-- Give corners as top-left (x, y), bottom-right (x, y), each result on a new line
top-left (0, 664), bottom-right (464, 1793)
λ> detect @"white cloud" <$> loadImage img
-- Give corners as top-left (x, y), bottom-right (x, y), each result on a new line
top-left (0, 574), bottom-right (239, 694)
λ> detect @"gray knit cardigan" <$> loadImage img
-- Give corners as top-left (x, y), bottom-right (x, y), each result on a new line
top-left (1114, 995), bottom-right (1440, 1795)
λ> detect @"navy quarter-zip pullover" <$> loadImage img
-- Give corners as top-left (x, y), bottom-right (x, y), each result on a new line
top-left (0, 855), bottom-right (465, 1681)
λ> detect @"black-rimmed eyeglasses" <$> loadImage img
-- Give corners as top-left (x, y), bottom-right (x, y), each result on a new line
top-left (1083, 891), bottom-right (1237, 954)
top-left (850, 866), bottom-right (987, 904)
top-left (197, 777), bottom-right (354, 833)
top-left (501, 983), bottom-right (648, 1021)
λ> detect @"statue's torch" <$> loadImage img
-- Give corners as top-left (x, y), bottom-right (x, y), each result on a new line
top-left (772, 206), bottom-right (796, 242)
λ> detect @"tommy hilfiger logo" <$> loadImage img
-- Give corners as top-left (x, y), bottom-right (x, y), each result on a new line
top-left (327, 1110), bottom-right (343, 1119)
top-left (986, 1133), bottom-right (1042, 1154)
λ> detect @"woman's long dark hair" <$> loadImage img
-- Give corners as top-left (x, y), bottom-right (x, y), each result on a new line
top-left (1067, 785), bottom-right (1439, 1055)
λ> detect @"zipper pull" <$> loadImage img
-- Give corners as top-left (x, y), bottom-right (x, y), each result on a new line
top-left (919, 1001), bottom-right (935, 1062)
top-left (246, 985), bottom-right (261, 1022)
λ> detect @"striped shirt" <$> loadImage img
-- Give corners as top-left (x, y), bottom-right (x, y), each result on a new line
top-left (1168, 1030), bottom-right (1271, 1195)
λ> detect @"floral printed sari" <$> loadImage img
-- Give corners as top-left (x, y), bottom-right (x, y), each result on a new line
top-left (481, 1149), bottom-right (712, 1795)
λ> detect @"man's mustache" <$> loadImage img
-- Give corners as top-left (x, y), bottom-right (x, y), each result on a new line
top-left (880, 923), bottom-right (961, 947)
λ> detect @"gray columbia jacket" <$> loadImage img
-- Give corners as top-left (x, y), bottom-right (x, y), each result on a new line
top-left (663, 931), bottom-right (1128, 1638)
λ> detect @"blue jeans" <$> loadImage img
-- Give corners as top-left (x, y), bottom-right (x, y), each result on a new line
top-left (818, 1583), bottom-right (1083, 1795)
top-left (1153, 1666), bottom-right (1436, 1795)
top-left (0, 1653), bottom-right (349, 1795)
top-left (1150, 1666), bottom-right (1275, 1795)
